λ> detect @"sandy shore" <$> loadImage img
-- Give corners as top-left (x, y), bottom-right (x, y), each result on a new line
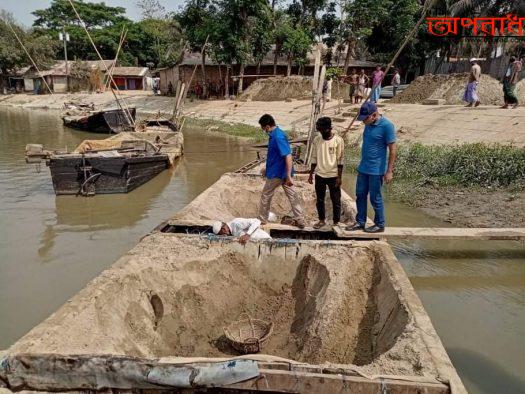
top-left (1, 92), bottom-right (524, 146)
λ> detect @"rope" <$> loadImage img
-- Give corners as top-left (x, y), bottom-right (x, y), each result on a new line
top-left (105, 27), bottom-right (127, 91)
top-left (66, 0), bottom-right (135, 127)
top-left (4, 19), bottom-right (54, 95)
top-left (341, 0), bottom-right (437, 142)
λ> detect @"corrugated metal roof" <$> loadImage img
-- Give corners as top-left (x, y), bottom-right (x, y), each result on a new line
top-left (24, 60), bottom-right (115, 78)
top-left (179, 47), bottom-right (377, 68)
top-left (111, 67), bottom-right (149, 77)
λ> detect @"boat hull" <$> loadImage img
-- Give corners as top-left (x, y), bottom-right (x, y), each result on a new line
top-left (62, 108), bottom-right (137, 134)
top-left (48, 154), bottom-right (169, 195)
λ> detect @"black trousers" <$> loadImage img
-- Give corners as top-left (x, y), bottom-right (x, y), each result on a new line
top-left (315, 175), bottom-right (341, 223)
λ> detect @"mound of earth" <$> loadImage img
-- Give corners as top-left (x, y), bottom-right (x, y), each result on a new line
top-left (391, 73), bottom-right (503, 105)
top-left (239, 76), bottom-right (350, 101)
top-left (516, 79), bottom-right (525, 103)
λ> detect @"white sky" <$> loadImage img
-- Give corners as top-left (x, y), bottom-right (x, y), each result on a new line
top-left (0, 0), bottom-right (185, 27)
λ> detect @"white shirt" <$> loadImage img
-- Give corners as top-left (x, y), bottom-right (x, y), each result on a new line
top-left (227, 218), bottom-right (271, 240)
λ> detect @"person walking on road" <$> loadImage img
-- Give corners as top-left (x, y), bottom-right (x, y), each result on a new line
top-left (348, 69), bottom-right (359, 104)
top-left (308, 117), bottom-right (345, 229)
top-left (391, 69), bottom-right (401, 97)
top-left (501, 56), bottom-right (522, 109)
top-left (347, 102), bottom-right (397, 234)
top-left (463, 58), bottom-right (481, 107)
top-left (258, 114), bottom-right (306, 228)
top-left (371, 65), bottom-right (384, 103)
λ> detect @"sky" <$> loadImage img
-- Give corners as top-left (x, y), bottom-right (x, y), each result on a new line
top-left (0, 0), bottom-right (185, 27)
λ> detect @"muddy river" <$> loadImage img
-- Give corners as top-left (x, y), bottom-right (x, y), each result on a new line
top-left (0, 107), bottom-right (524, 393)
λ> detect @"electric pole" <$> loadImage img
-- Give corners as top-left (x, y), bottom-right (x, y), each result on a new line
top-left (59, 27), bottom-right (70, 92)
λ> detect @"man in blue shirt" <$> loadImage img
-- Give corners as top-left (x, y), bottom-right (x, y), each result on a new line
top-left (258, 114), bottom-right (305, 228)
top-left (347, 102), bottom-right (397, 233)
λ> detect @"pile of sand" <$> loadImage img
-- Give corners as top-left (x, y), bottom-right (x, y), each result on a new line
top-left (516, 79), bottom-right (525, 103)
top-left (239, 76), bottom-right (313, 101)
top-left (391, 73), bottom-right (504, 105)
top-left (239, 76), bottom-right (350, 101)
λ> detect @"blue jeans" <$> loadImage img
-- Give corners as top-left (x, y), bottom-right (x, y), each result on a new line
top-left (371, 85), bottom-right (382, 102)
top-left (355, 172), bottom-right (385, 228)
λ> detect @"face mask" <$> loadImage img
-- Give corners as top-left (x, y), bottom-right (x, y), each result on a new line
top-left (321, 130), bottom-right (332, 139)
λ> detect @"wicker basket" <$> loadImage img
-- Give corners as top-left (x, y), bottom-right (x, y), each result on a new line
top-left (224, 314), bottom-right (273, 354)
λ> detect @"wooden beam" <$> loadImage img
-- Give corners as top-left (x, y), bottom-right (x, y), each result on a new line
top-left (333, 227), bottom-right (525, 241)
top-left (226, 369), bottom-right (449, 393)
top-left (0, 354), bottom-right (449, 393)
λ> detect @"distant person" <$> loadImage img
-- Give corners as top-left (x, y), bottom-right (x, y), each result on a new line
top-left (357, 69), bottom-right (369, 103)
top-left (212, 218), bottom-right (271, 244)
top-left (501, 56), bottom-right (521, 109)
top-left (348, 68), bottom-right (359, 104)
top-left (258, 114), bottom-right (306, 229)
top-left (391, 69), bottom-right (401, 97)
top-left (371, 65), bottom-right (384, 103)
top-left (308, 117), bottom-right (344, 229)
top-left (346, 102), bottom-right (397, 234)
top-left (463, 58), bottom-right (481, 107)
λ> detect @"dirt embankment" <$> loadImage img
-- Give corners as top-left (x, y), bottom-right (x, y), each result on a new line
top-left (388, 182), bottom-right (525, 228)
top-left (391, 73), bottom-right (504, 105)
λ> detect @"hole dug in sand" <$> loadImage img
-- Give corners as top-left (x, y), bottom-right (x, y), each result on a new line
top-left (117, 239), bottom-right (400, 367)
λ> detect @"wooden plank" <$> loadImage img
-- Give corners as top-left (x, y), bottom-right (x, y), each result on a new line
top-left (334, 227), bottom-right (525, 241)
top-left (226, 368), bottom-right (449, 393)
top-left (0, 354), bottom-right (449, 393)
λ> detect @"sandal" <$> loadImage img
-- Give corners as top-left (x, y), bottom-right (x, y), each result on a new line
top-left (313, 220), bottom-right (326, 229)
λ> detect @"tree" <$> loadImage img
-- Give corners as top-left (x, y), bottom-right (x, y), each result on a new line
top-left (271, 10), bottom-right (291, 75)
top-left (216, 0), bottom-right (272, 94)
top-left (136, 0), bottom-right (166, 20)
top-left (177, 0), bottom-right (218, 97)
top-left (339, 0), bottom-right (391, 73)
top-left (281, 25), bottom-right (312, 75)
top-left (0, 11), bottom-right (56, 76)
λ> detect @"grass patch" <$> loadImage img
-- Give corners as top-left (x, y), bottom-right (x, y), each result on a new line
top-left (345, 142), bottom-right (525, 188)
top-left (184, 117), bottom-right (266, 143)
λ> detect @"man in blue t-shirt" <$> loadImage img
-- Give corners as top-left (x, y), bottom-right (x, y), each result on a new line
top-left (347, 102), bottom-right (397, 233)
top-left (258, 114), bottom-right (305, 228)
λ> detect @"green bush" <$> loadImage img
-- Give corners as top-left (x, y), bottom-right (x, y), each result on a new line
top-left (347, 143), bottom-right (525, 187)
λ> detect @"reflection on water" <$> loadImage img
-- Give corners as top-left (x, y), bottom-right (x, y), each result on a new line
top-left (0, 107), bottom-right (254, 349)
top-left (0, 108), bottom-right (524, 394)
top-left (342, 172), bottom-right (525, 394)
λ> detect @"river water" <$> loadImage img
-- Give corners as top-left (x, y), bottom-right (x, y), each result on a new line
top-left (0, 107), bottom-right (524, 393)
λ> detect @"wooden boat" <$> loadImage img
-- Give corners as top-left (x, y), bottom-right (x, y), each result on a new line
top-left (62, 107), bottom-right (137, 134)
top-left (2, 170), bottom-right (466, 393)
top-left (26, 139), bottom-right (173, 196)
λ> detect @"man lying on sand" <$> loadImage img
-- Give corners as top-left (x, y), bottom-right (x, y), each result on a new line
top-left (212, 218), bottom-right (272, 244)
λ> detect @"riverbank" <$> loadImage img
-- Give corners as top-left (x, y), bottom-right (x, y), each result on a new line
top-left (2, 92), bottom-right (525, 146)
top-left (348, 143), bottom-right (525, 228)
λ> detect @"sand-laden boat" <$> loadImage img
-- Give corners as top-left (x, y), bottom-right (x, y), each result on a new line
top-left (1, 171), bottom-right (466, 392)
top-left (62, 107), bottom-right (137, 134)
top-left (25, 131), bottom-right (183, 196)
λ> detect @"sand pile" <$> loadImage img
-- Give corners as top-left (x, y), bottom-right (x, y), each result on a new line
top-left (239, 76), bottom-right (350, 101)
top-left (173, 173), bottom-right (356, 224)
top-left (391, 73), bottom-right (503, 105)
top-left (516, 79), bottom-right (525, 103)
top-left (239, 76), bottom-right (313, 101)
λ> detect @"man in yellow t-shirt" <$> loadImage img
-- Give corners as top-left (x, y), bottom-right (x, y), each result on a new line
top-left (308, 117), bottom-right (345, 229)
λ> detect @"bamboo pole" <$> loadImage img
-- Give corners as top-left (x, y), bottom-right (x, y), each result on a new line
top-left (105, 27), bottom-right (127, 91)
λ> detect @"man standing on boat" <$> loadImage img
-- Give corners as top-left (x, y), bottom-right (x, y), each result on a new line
top-left (347, 102), bottom-right (396, 234)
top-left (308, 117), bottom-right (344, 229)
top-left (258, 114), bottom-right (306, 229)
